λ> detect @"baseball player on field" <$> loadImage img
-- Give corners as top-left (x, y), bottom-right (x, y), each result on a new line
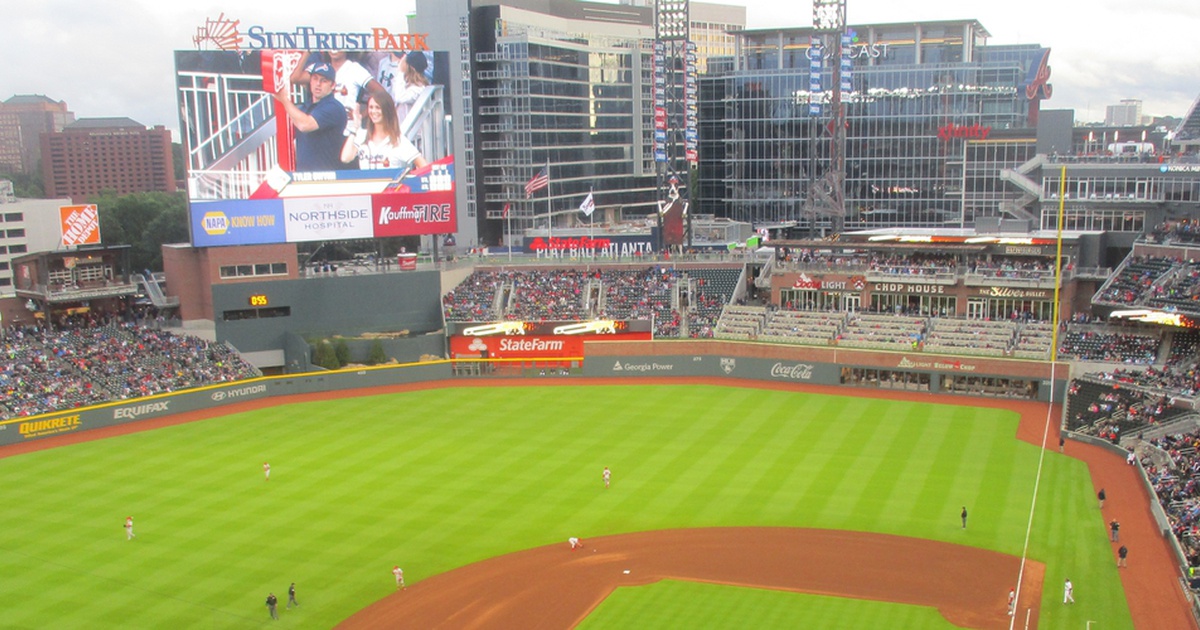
top-left (125, 516), bottom-right (135, 540)
top-left (602, 467), bottom-right (611, 488)
top-left (264, 462), bottom-right (271, 481)
top-left (393, 565), bottom-right (405, 588)
top-left (569, 537), bottom-right (582, 550)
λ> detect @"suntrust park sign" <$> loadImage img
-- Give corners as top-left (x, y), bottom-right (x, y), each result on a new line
top-left (193, 15), bottom-right (429, 52)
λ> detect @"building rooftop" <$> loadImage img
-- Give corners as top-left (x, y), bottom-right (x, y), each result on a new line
top-left (3, 94), bottom-right (65, 106)
top-left (734, 18), bottom-right (991, 39)
top-left (63, 117), bottom-right (146, 130)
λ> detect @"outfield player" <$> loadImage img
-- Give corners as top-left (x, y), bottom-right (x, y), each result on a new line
top-left (1007, 588), bottom-right (1015, 616)
top-left (569, 537), bottom-right (582, 550)
top-left (1063, 578), bottom-right (1074, 604)
top-left (266, 592), bottom-right (279, 619)
top-left (393, 565), bottom-right (405, 589)
top-left (264, 462), bottom-right (271, 481)
top-left (125, 516), bottom-right (135, 540)
top-left (602, 467), bottom-right (611, 489)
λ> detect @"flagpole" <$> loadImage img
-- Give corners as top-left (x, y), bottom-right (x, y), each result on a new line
top-left (546, 158), bottom-right (552, 246)
top-left (589, 186), bottom-right (595, 260)
top-left (506, 205), bottom-right (512, 263)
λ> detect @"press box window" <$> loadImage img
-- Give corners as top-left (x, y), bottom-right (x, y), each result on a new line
top-left (220, 262), bottom-right (288, 279)
top-left (222, 306), bottom-right (291, 321)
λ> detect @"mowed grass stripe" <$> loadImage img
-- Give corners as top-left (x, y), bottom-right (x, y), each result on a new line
top-left (577, 580), bottom-right (961, 630)
top-left (0, 384), bottom-right (1132, 629)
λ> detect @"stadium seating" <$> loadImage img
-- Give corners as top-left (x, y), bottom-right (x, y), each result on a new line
top-left (0, 323), bottom-right (261, 420)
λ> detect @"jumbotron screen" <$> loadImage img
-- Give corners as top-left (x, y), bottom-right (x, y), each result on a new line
top-left (175, 46), bottom-right (455, 247)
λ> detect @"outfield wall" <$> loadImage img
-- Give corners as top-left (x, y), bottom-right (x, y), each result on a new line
top-left (0, 340), bottom-right (1066, 447)
top-left (583, 340), bottom-right (1067, 402)
top-left (0, 363), bottom-right (450, 448)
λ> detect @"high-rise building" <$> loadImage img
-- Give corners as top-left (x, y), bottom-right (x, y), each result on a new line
top-left (41, 118), bottom-right (175, 202)
top-left (0, 95), bottom-right (75, 176)
top-left (410, 0), bottom-right (744, 247)
top-left (698, 21), bottom-right (1053, 230)
top-left (1105, 99), bottom-right (1143, 127)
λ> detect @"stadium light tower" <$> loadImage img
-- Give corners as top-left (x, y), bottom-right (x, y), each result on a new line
top-left (653, 0), bottom-right (696, 252)
top-left (809, 0), bottom-right (847, 233)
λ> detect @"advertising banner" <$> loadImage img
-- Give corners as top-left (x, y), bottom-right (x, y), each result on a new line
top-left (282, 196), bottom-right (374, 242)
top-left (449, 332), bottom-right (651, 359)
top-left (59, 205), bottom-right (101, 247)
top-left (523, 234), bottom-right (656, 257)
top-left (191, 199), bottom-right (287, 247)
top-left (373, 189), bottom-right (455, 236)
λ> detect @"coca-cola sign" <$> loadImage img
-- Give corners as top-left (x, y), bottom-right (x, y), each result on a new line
top-left (770, 362), bottom-right (814, 380)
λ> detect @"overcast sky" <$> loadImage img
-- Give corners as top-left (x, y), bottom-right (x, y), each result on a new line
top-left (3, 0), bottom-right (1197, 136)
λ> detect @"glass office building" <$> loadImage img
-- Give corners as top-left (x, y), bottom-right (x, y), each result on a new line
top-left (698, 20), bottom-right (1052, 230)
top-left (463, 2), bottom-right (660, 247)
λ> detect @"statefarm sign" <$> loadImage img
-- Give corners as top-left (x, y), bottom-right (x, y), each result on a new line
top-left (449, 332), bottom-right (651, 359)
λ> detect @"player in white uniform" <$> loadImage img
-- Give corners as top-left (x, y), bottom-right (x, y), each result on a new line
top-left (1063, 578), bottom-right (1074, 604)
top-left (602, 467), bottom-right (611, 488)
top-left (569, 537), bottom-right (582, 550)
top-left (393, 565), bottom-right (405, 588)
top-left (264, 462), bottom-right (270, 481)
top-left (125, 516), bottom-right (135, 540)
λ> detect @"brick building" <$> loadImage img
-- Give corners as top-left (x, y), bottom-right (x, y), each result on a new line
top-left (41, 118), bottom-right (175, 202)
top-left (0, 94), bottom-right (74, 176)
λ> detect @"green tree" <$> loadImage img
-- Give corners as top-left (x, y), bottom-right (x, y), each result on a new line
top-left (0, 171), bottom-right (45, 198)
top-left (366, 340), bottom-right (387, 365)
top-left (311, 339), bottom-right (341, 370)
top-left (92, 191), bottom-right (189, 272)
top-left (334, 338), bottom-right (351, 366)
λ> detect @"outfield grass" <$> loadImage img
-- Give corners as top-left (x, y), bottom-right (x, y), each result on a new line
top-left (0, 384), bottom-right (1131, 628)
top-left (577, 581), bottom-right (962, 629)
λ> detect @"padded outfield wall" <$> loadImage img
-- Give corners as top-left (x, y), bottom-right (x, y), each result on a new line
top-left (583, 340), bottom-right (1067, 402)
top-left (0, 340), bottom-right (1066, 447)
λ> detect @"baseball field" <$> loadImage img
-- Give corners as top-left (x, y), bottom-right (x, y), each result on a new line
top-left (0, 381), bottom-right (1155, 628)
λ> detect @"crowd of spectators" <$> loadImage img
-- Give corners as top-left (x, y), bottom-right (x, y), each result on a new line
top-left (1146, 219), bottom-right (1200, 246)
top-left (1096, 255), bottom-right (1184, 308)
top-left (969, 256), bottom-right (1057, 279)
top-left (1141, 430), bottom-right (1200, 567)
top-left (599, 267), bottom-right (680, 336)
top-left (440, 266), bottom-right (748, 339)
top-left (1057, 330), bottom-right (1161, 364)
top-left (506, 269), bottom-right (592, 321)
top-left (0, 321), bottom-right (260, 420)
top-left (443, 271), bottom-right (504, 322)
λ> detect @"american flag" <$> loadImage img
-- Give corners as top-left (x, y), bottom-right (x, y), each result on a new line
top-left (524, 167), bottom-right (549, 198)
